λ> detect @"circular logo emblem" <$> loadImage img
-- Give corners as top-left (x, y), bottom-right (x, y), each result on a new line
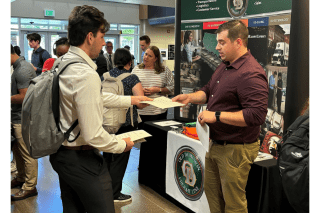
top-left (227, 0), bottom-right (249, 18)
top-left (174, 146), bottom-right (204, 201)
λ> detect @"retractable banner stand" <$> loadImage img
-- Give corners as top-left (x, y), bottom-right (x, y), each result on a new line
top-left (166, 131), bottom-right (210, 213)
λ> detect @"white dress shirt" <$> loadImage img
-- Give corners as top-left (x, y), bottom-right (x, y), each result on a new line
top-left (59, 46), bottom-right (130, 153)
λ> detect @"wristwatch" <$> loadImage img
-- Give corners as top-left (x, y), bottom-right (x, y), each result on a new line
top-left (215, 111), bottom-right (221, 122)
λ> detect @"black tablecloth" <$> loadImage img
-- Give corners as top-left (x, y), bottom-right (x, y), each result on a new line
top-left (139, 120), bottom-right (295, 213)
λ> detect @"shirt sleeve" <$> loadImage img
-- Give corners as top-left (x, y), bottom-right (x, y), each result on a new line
top-left (15, 66), bottom-right (35, 89)
top-left (102, 92), bottom-right (132, 108)
top-left (130, 74), bottom-right (141, 88)
top-left (164, 66), bottom-right (174, 94)
top-left (73, 72), bottom-right (126, 153)
top-left (237, 68), bottom-right (268, 126)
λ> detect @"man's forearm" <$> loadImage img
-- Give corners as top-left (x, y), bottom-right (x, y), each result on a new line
top-left (11, 94), bottom-right (25, 104)
top-left (220, 111), bottom-right (247, 127)
top-left (188, 91), bottom-right (207, 105)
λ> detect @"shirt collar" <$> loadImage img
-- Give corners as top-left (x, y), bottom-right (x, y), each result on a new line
top-left (12, 56), bottom-right (25, 69)
top-left (33, 46), bottom-right (43, 53)
top-left (223, 50), bottom-right (251, 70)
top-left (68, 46), bottom-right (97, 71)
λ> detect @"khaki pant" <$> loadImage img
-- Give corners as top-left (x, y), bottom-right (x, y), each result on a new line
top-left (204, 140), bottom-right (260, 213)
top-left (12, 123), bottom-right (38, 190)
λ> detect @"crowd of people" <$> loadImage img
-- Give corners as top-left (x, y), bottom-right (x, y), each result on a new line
top-left (11, 5), bottom-right (269, 213)
top-left (10, 4), bottom-right (175, 211)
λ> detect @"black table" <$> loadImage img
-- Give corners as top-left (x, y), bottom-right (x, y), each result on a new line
top-left (138, 120), bottom-right (295, 213)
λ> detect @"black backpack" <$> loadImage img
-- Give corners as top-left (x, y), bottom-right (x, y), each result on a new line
top-left (278, 114), bottom-right (309, 213)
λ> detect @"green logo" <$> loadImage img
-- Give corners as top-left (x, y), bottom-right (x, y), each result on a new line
top-left (227, 0), bottom-right (249, 18)
top-left (174, 146), bottom-right (204, 201)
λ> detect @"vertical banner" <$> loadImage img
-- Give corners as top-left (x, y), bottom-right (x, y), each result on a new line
top-left (166, 131), bottom-right (210, 213)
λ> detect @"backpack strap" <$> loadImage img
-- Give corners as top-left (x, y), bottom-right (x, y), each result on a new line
top-left (52, 57), bottom-right (86, 142)
top-left (38, 49), bottom-right (45, 68)
top-left (116, 73), bottom-right (134, 126)
top-left (117, 73), bottom-right (132, 81)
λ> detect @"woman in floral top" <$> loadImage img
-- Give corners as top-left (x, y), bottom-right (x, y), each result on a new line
top-left (103, 48), bottom-right (144, 202)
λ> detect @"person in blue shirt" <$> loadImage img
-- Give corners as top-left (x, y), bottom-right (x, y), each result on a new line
top-left (27, 33), bottom-right (51, 76)
top-left (268, 71), bottom-right (277, 109)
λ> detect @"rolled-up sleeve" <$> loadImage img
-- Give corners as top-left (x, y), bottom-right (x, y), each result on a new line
top-left (237, 69), bottom-right (268, 126)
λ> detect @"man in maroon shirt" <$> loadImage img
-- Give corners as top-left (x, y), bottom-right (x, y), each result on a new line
top-left (173, 20), bottom-right (268, 213)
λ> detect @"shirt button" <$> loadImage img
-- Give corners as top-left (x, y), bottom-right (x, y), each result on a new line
top-left (217, 81), bottom-right (219, 83)
top-left (225, 68), bottom-right (228, 70)
top-left (211, 95), bottom-right (213, 97)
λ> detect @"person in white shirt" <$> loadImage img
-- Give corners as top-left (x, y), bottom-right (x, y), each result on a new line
top-left (104, 41), bottom-right (115, 71)
top-left (49, 5), bottom-right (151, 213)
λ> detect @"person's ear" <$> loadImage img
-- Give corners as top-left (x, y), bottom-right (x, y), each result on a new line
top-left (87, 32), bottom-right (94, 45)
top-left (235, 38), bottom-right (243, 48)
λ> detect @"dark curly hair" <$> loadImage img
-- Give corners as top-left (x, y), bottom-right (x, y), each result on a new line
top-left (68, 5), bottom-right (110, 46)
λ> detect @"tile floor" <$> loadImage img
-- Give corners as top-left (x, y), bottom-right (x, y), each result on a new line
top-left (10, 143), bottom-right (188, 213)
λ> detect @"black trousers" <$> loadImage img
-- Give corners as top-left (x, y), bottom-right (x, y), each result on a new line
top-left (103, 125), bottom-right (136, 199)
top-left (50, 147), bottom-right (114, 213)
top-left (268, 88), bottom-right (274, 109)
top-left (277, 91), bottom-right (282, 113)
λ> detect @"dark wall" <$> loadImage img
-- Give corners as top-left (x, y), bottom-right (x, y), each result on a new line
top-left (284, 0), bottom-right (309, 130)
top-left (148, 6), bottom-right (175, 19)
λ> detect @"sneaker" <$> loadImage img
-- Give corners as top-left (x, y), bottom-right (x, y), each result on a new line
top-left (114, 193), bottom-right (132, 203)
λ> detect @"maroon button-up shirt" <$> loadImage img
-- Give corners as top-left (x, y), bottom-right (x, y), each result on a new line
top-left (200, 51), bottom-right (268, 143)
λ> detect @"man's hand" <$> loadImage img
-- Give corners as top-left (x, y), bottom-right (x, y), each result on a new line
top-left (143, 87), bottom-right (159, 96)
top-left (172, 94), bottom-right (190, 105)
top-left (123, 137), bottom-right (134, 152)
top-left (198, 110), bottom-right (216, 126)
top-left (131, 96), bottom-right (153, 108)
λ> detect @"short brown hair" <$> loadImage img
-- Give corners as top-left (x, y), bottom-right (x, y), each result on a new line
top-left (68, 5), bottom-right (110, 46)
top-left (216, 20), bottom-right (248, 47)
top-left (27, 33), bottom-right (41, 43)
top-left (139, 35), bottom-right (151, 44)
top-left (138, 46), bottom-right (165, 74)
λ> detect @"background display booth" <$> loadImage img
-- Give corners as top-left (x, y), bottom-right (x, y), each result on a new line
top-left (139, 0), bottom-right (309, 212)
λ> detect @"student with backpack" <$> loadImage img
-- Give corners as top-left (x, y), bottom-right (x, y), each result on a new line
top-left (27, 33), bottom-right (51, 75)
top-left (43, 6), bottom-right (152, 212)
top-left (103, 48), bottom-right (145, 203)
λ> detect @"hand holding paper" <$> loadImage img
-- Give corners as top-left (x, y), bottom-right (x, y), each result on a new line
top-left (140, 97), bottom-right (185, 109)
top-left (116, 130), bottom-right (152, 143)
top-left (196, 108), bottom-right (210, 152)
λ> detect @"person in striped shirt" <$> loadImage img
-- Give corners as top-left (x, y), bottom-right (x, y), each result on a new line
top-left (132, 46), bottom-right (174, 126)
